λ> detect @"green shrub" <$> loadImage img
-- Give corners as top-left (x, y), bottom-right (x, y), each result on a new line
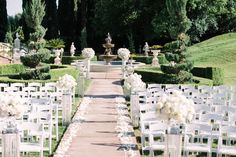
top-left (0, 66), bottom-right (77, 83)
top-left (46, 55), bottom-right (98, 65)
top-left (61, 56), bottom-right (81, 65)
top-left (49, 64), bottom-right (68, 69)
top-left (161, 65), bottom-right (180, 74)
top-left (132, 54), bottom-right (168, 65)
top-left (46, 38), bottom-right (65, 49)
top-left (37, 65), bottom-right (50, 73)
top-left (11, 65), bottom-right (52, 80)
top-left (39, 73), bottom-right (51, 80)
top-left (20, 53), bottom-right (42, 68)
top-left (135, 69), bottom-right (176, 84)
top-left (0, 64), bottom-right (25, 75)
top-left (211, 67), bottom-right (224, 86)
top-left (38, 48), bottom-right (51, 62)
top-left (191, 67), bottom-right (224, 85)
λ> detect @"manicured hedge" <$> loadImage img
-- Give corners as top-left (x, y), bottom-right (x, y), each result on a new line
top-left (0, 65), bottom-right (79, 83)
top-left (8, 65), bottom-right (51, 80)
top-left (135, 69), bottom-right (176, 84)
top-left (45, 56), bottom-right (98, 65)
top-left (0, 64), bottom-right (25, 76)
top-left (132, 54), bottom-right (168, 64)
top-left (191, 67), bottom-right (224, 85)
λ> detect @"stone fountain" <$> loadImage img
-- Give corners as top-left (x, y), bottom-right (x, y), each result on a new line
top-left (99, 33), bottom-right (117, 65)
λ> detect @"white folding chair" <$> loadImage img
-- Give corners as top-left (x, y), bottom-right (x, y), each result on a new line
top-left (217, 126), bottom-right (236, 157)
top-left (18, 122), bottom-right (44, 157)
top-left (149, 122), bottom-right (168, 157)
top-left (183, 123), bottom-right (212, 157)
top-left (28, 112), bottom-right (53, 153)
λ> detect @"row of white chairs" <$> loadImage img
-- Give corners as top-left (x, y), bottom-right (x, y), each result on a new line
top-left (0, 82), bottom-right (76, 156)
top-left (137, 84), bottom-right (236, 156)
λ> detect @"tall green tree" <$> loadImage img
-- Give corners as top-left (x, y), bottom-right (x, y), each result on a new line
top-left (58, 0), bottom-right (76, 53)
top-left (166, 0), bottom-right (191, 39)
top-left (161, 33), bottom-right (193, 83)
top-left (22, 0), bottom-right (32, 41)
top-left (187, 0), bottom-right (236, 42)
top-left (23, 0), bottom-right (47, 50)
top-left (0, 0), bottom-right (8, 42)
top-left (94, 0), bottom-right (140, 51)
top-left (43, 0), bottom-right (58, 39)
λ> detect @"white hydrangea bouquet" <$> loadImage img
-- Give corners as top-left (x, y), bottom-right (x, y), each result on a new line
top-left (82, 48), bottom-right (95, 59)
top-left (56, 74), bottom-right (77, 91)
top-left (157, 90), bottom-right (195, 123)
top-left (124, 73), bottom-right (146, 92)
top-left (0, 93), bottom-right (25, 118)
top-left (117, 48), bottom-right (130, 61)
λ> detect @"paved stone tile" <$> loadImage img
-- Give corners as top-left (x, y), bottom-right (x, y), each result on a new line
top-left (64, 70), bottom-right (140, 157)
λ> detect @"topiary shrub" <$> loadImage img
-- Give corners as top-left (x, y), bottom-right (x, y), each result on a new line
top-left (20, 53), bottom-right (42, 68)
top-left (161, 33), bottom-right (193, 83)
top-left (38, 48), bottom-right (51, 63)
top-left (9, 65), bottom-right (51, 80)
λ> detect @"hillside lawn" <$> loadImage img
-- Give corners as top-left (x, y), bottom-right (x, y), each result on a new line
top-left (188, 33), bottom-right (236, 85)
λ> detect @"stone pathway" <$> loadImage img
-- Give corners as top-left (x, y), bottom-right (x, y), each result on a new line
top-left (64, 70), bottom-right (140, 157)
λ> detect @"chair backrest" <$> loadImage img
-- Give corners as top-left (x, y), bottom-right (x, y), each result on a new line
top-left (200, 113), bottom-right (223, 124)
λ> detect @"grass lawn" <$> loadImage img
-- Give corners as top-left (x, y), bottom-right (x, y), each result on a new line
top-left (0, 65), bottom-right (79, 83)
top-left (188, 33), bottom-right (236, 85)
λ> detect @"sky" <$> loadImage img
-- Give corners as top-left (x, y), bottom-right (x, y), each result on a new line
top-left (6, 0), bottom-right (22, 16)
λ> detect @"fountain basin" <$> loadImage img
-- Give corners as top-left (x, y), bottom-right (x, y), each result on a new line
top-left (99, 55), bottom-right (117, 65)
top-left (90, 61), bottom-right (145, 72)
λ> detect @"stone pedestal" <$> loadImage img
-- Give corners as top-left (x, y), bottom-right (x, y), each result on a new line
top-left (165, 127), bottom-right (182, 157)
top-left (62, 92), bottom-right (72, 126)
top-left (78, 74), bottom-right (85, 97)
top-left (151, 50), bottom-right (160, 67)
top-left (122, 60), bottom-right (127, 79)
top-left (85, 59), bottom-right (90, 79)
top-left (130, 91), bottom-right (139, 127)
top-left (2, 125), bottom-right (20, 157)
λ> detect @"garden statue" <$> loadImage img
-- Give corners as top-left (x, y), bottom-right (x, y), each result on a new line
top-left (14, 33), bottom-right (20, 50)
top-left (54, 49), bottom-right (62, 65)
top-left (100, 33), bottom-right (117, 65)
top-left (143, 42), bottom-right (149, 57)
top-left (151, 50), bottom-right (160, 67)
top-left (70, 42), bottom-right (76, 57)
top-left (103, 33), bottom-right (114, 56)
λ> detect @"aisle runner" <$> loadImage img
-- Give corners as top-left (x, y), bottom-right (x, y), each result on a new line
top-left (53, 97), bottom-right (91, 157)
top-left (115, 97), bottom-right (139, 157)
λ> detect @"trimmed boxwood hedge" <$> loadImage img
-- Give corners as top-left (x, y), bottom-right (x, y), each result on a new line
top-left (0, 65), bottom-right (78, 83)
top-left (132, 54), bottom-right (168, 64)
top-left (8, 65), bottom-right (51, 80)
top-left (0, 64), bottom-right (25, 76)
top-left (191, 67), bottom-right (224, 85)
top-left (135, 66), bottom-right (223, 85)
top-left (45, 55), bottom-right (98, 65)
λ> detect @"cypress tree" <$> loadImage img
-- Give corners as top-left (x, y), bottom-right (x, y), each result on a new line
top-left (0, 0), bottom-right (8, 42)
top-left (23, 0), bottom-right (47, 50)
top-left (166, 0), bottom-right (191, 39)
top-left (43, 0), bottom-right (58, 39)
top-left (58, 0), bottom-right (76, 53)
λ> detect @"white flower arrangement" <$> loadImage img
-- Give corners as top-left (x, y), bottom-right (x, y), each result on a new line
top-left (124, 73), bottom-right (146, 92)
top-left (117, 48), bottom-right (130, 61)
top-left (0, 93), bottom-right (25, 118)
top-left (56, 74), bottom-right (77, 91)
top-left (156, 90), bottom-right (195, 123)
top-left (82, 48), bottom-right (95, 59)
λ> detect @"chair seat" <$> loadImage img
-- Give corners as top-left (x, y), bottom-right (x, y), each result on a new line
top-left (218, 146), bottom-right (236, 155)
top-left (20, 143), bottom-right (42, 152)
top-left (184, 144), bottom-right (211, 152)
top-left (150, 143), bottom-right (165, 150)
